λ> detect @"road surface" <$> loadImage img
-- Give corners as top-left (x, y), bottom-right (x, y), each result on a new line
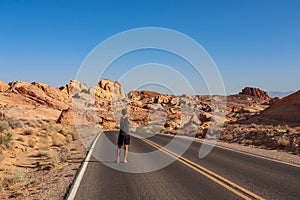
top-left (71, 131), bottom-right (300, 200)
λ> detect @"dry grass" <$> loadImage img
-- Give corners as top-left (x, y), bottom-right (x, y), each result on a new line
top-left (28, 139), bottom-right (36, 148)
top-left (23, 129), bottom-right (35, 135)
top-left (8, 120), bottom-right (23, 129)
top-left (29, 151), bottom-right (51, 158)
top-left (0, 119), bottom-right (85, 199)
top-left (0, 170), bottom-right (27, 194)
top-left (0, 125), bottom-right (14, 150)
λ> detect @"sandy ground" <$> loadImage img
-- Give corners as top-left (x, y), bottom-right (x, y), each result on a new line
top-left (212, 140), bottom-right (300, 166)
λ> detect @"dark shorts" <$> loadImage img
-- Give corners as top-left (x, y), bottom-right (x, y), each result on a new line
top-left (118, 132), bottom-right (130, 146)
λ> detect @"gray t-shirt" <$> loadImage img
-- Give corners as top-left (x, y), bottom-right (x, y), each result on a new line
top-left (120, 117), bottom-right (130, 134)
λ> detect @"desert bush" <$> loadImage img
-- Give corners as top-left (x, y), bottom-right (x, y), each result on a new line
top-left (37, 138), bottom-right (49, 150)
top-left (30, 151), bottom-right (51, 158)
top-left (242, 139), bottom-right (254, 145)
top-left (16, 137), bottom-right (25, 142)
top-left (219, 133), bottom-right (234, 141)
top-left (0, 126), bottom-right (14, 150)
top-left (0, 121), bottom-right (9, 130)
top-left (28, 139), bottom-right (36, 148)
top-left (1, 170), bottom-right (26, 188)
top-left (277, 137), bottom-right (290, 147)
top-left (23, 129), bottom-right (34, 135)
top-left (23, 120), bottom-right (39, 128)
top-left (0, 125), bottom-right (5, 133)
top-left (59, 147), bottom-right (69, 162)
top-left (39, 131), bottom-right (48, 138)
top-left (8, 120), bottom-right (23, 129)
top-left (70, 147), bottom-right (78, 152)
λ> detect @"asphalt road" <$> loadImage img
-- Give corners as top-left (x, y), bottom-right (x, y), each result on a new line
top-left (73, 131), bottom-right (300, 200)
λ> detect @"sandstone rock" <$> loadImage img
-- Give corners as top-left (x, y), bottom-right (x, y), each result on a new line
top-left (199, 112), bottom-right (212, 122)
top-left (99, 79), bottom-right (125, 98)
top-left (164, 119), bottom-right (181, 129)
top-left (57, 108), bottom-right (74, 125)
top-left (52, 132), bottom-right (67, 147)
top-left (154, 94), bottom-right (171, 104)
top-left (89, 79), bottom-right (125, 101)
top-left (0, 80), bottom-right (9, 92)
top-left (211, 115), bottom-right (226, 123)
top-left (59, 80), bottom-right (88, 96)
top-left (170, 97), bottom-right (179, 106)
top-left (252, 90), bottom-right (300, 125)
top-left (57, 108), bottom-right (100, 126)
top-left (239, 87), bottom-right (271, 101)
top-left (7, 81), bottom-right (69, 110)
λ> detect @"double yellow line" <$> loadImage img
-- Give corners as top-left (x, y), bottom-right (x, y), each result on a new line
top-left (138, 136), bottom-right (264, 200)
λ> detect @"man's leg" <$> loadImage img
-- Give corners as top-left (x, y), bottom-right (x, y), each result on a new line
top-left (116, 145), bottom-right (121, 163)
top-left (124, 145), bottom-right (128, 163)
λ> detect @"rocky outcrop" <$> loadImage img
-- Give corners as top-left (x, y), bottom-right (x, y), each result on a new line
top-left (0, 80), bottom-right (9, 92)
top-left (89, 79), bottom-right (125, 101)
top-left (57, 107), bottom-right (98, 125)
top-left (7, 81), bottom-right (69, 110)
top-left (239, 87), bottom-right (271, 101)
top-left (57, 108), bottom-right (75, 125)
top-left (252, 90), bottom-right (300, 125)
top-left (59, 80), bottom-right (88, 96)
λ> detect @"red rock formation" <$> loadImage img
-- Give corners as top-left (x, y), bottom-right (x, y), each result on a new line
top-left (0, 80), bottom-right (9, 92)
top-left (253, 90), bottom-right (300, 125)
top-left (59, 80), bottom-right (88, 96)
top-left (6, 81), bottom-right (69, 110)
top-left (239, 87), bottom-right (271, 101)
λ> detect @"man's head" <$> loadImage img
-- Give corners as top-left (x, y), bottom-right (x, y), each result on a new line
top-left (121, 109), bottom-right (127, 116)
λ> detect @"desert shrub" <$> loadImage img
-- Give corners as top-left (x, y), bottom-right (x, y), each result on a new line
top-left (0, 126), bottom-right (14, 150)
top-left (0, 125), bottom-right (5, 133)
top-left (70, 147), bottom-right (78, 152)
top-left (37, 138), bottom-right (49, 150)
top-left (16, 137), bottom-right (25, 142)
top-left (277, 137), bottom-right (290, 147)
top-left (8, 120), bottom-right (23, 129)
top-left (23, 129), bottom-right (35, 135)
top-left (1, 170), bottom-right (26, 188)
top-left (219, 133), bottom-right (234, 141)
top-left (28, 139), bottom-right (36, 148)
top-left (23, 120), bottom-right (39, 128)
top-left (242, 139), bottom-right (254, 145)
top-left (0, 121), bottom-right (9, 130)
top-left (39, 131), bottom-right (48, 138)
top-left (30, 151), bottom-right (51, 158)
top-left (59, 147), bottom-right (69, 162)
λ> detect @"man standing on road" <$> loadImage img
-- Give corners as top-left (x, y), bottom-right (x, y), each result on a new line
top-left (116, 109), bottom-right (130, 163)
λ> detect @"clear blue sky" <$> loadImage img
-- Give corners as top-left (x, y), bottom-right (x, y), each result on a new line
top-left (0, 0), bottom-right (299, 95)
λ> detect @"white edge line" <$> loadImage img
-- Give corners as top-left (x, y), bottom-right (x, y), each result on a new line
top-left (153, 132), bottom-right (300, 169)
top-left (67, 133), bottom-right (102, 200)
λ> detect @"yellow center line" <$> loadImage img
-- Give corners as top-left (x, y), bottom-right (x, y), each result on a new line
top-left (138, 136), bottom-right (265, 200)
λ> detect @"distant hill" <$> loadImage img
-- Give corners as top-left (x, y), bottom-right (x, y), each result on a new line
top-left (252, 90), bottom-right (300, 125)
top-left (268, 91), bottom-right (294, 98)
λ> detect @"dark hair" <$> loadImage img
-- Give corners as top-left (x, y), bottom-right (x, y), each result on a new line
top-left (121, 109), bottom-right (127, 116)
